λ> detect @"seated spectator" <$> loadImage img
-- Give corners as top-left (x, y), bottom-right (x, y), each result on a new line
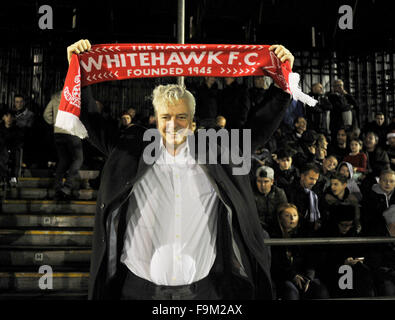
top-left (316, 133), bottom-right (329, 151)
top-left (282, 116), bottom-right (307, 147)
top-left (327, 127), bottom-right (350, 163)
top-left (292, 130), bottom-right (317, 170)
top-left (386, 130), bottom-right (395, 171)
top-left (363, 131), bottom-right (390, 176)
top-left (362, 169), bottom-right (395, 235)
top-left (273, 147), bottom-right (299, 190)
top-left (343, 138), bottom-right (368, 179)
top-left (284, 163), bottom-right (321, 236)
top-left (319, 173), bottom-right (361, 233)
top-left (0, 109), bottom-right (24, 186)
top-left (362, 112), bottom-right (387, 148)
top-left (313, 154), bottom-right (338, 198)
top-left (269, 203), bottom-right (330, 300)
top-left (253, 166), bottom-right (287, 231)
top-left (318, 205), bottom-right (375, 298)
top-left (337, 161), bottom-right (363, 201)
top-left (365, 208), bottom-right (395, 296)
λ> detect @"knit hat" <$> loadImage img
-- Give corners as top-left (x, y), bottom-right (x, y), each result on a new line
top-left (256, 166), bottom-right (274, 179)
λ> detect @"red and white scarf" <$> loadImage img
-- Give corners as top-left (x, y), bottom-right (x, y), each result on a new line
top-left (56, 43), bottom-right (316, 139)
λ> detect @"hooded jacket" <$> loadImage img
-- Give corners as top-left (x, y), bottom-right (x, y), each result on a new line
top-left (80, 84), bottom-right (291, 300)
top-left (337, 161), bottom-right (363, 201)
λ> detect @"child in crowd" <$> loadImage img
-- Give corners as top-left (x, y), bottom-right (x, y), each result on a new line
top-left (343, 138), bottom-right (367, 181)
top-left (273, 148), bottom-right (299, 190)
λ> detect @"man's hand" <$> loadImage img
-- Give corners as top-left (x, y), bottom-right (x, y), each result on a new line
top-left (269, 45), bottom-right (294, 69)
top-left (67, 39), bottom-right (92, 64)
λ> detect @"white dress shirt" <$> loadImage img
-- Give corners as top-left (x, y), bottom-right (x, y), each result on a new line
top-left (120, 139), bottom-right (219, 285)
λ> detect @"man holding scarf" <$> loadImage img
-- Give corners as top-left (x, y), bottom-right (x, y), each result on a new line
top-left (65, 39), bottom-right (294, 300)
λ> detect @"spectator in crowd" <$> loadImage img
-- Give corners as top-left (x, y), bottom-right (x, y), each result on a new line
top-left (365, 208), bottom-right (395, 296)
top-left (349, 127), bottom-right (361, 141)
top-left (343, 139), bottom-right (368, 179)
top-left (318, 205), bottom-right (375, 298)
top-left (219, 77), bottom-right (250, 129)
top-left (251, 148), bottom-right (272, 178)
top-left (120, 112), bottom-right (134, 132)
top-left (194, 77), bottom-right (219, 128)
top-left (319, 173), bottom-right (361, 233)
top-left (362, 112), bottom-right (387, 148)
top-left (282, 116), bottom-right (307, 146)
top-left (281, 99), bottom-right (305, 134)
top-left (362, 169), bottom-right (395, 235)
top-left (327, 127), bottom-right (350, 162)
top-left (316, 133), bottom-right (329, 151)
top-left (269, 203), bottom-right (330, 300)
top-left (254, 166), bottom-right (287, 231)
top-left (327, 79), bottom-right (359, 133)
top-left (273, 147), bottom-right (299, 190)
top-left (306, 82), bottom-right (332, 136)
top-left (215, 115), bottom-right (226, 129)
top-left (313, 154), bottom-right (338, 198)
top-left (285, 163), bottom-right (321, 235)
top-left (292, 130), bottom-right (317, 169)
top-left (13, 94), bottom-right (35, 129)
top-left (337, 161), bottom-right (363, 201)
top-left (43, 91), bottom-right (84, 200)
top-left (363, 131), bottom-right (390, 177)
top-left (248, 76), bottom-right (268, 122)
top-left (0, 109), bottom-right (24, 187)
top-left (386, 130), bottom-right (395, 171)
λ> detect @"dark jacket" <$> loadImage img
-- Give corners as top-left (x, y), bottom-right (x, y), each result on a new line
top-left (274, 164), bottom-right (299, 191)
top-left (219, 81), bottom-right (250, 129)
top-left (253, 184), bottom-right (287, 232)
top-left (81, 84), bottom-right (291, 300)
top-left (361, 184), bottom-right (395, 236)
top-left (195, 82), bottom-right (219, 120)
top-left (365, 147), bottom-right (390, 176)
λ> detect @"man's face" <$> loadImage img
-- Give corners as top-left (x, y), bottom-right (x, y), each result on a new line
top-left (312, 83), bottom-right (324, 95)
top-left (323, 156), bottom-right (338, 172)
top-left (338, 221), bottom-right (354, 235)
top-left (128, 108), bottom-right (136, 119)
top-left (331, 179), bottom-right (347, 197)
top-left (379, 173), bottom-right (395, 194)
top-left (121, 114), bottom-right (132, 127)
top-left (295, 117), bottom-right (307, 134)
top-left (339, 165), bottom-right (350, 179)
top-left (280, 207), bottom-right (299, 231)
top-left (337, 129), bottom-right (347, 145)
top-left (156, 99), bottom-right (192, 148)
top-left (333, 80), bottom-right (344, 94)
top-left (216, 117), bottom-right (226, 128)
top-left (256, 177), bottom-right (273, 194)
top-left (279, 157), bottom-right (292, 171)
top-left (300, 170), bottom-right (319, 189)
top-left (14, 97), bottom-right (24, 110)
top-left (375, 114), bottom-right (385, 126)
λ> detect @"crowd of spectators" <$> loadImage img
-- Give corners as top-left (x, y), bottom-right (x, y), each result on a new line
top-left (0, 76), bottom-right (394, 299)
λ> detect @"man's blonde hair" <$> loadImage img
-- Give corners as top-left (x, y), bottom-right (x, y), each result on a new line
top-left (152, 84), bottom-right (196, 119)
